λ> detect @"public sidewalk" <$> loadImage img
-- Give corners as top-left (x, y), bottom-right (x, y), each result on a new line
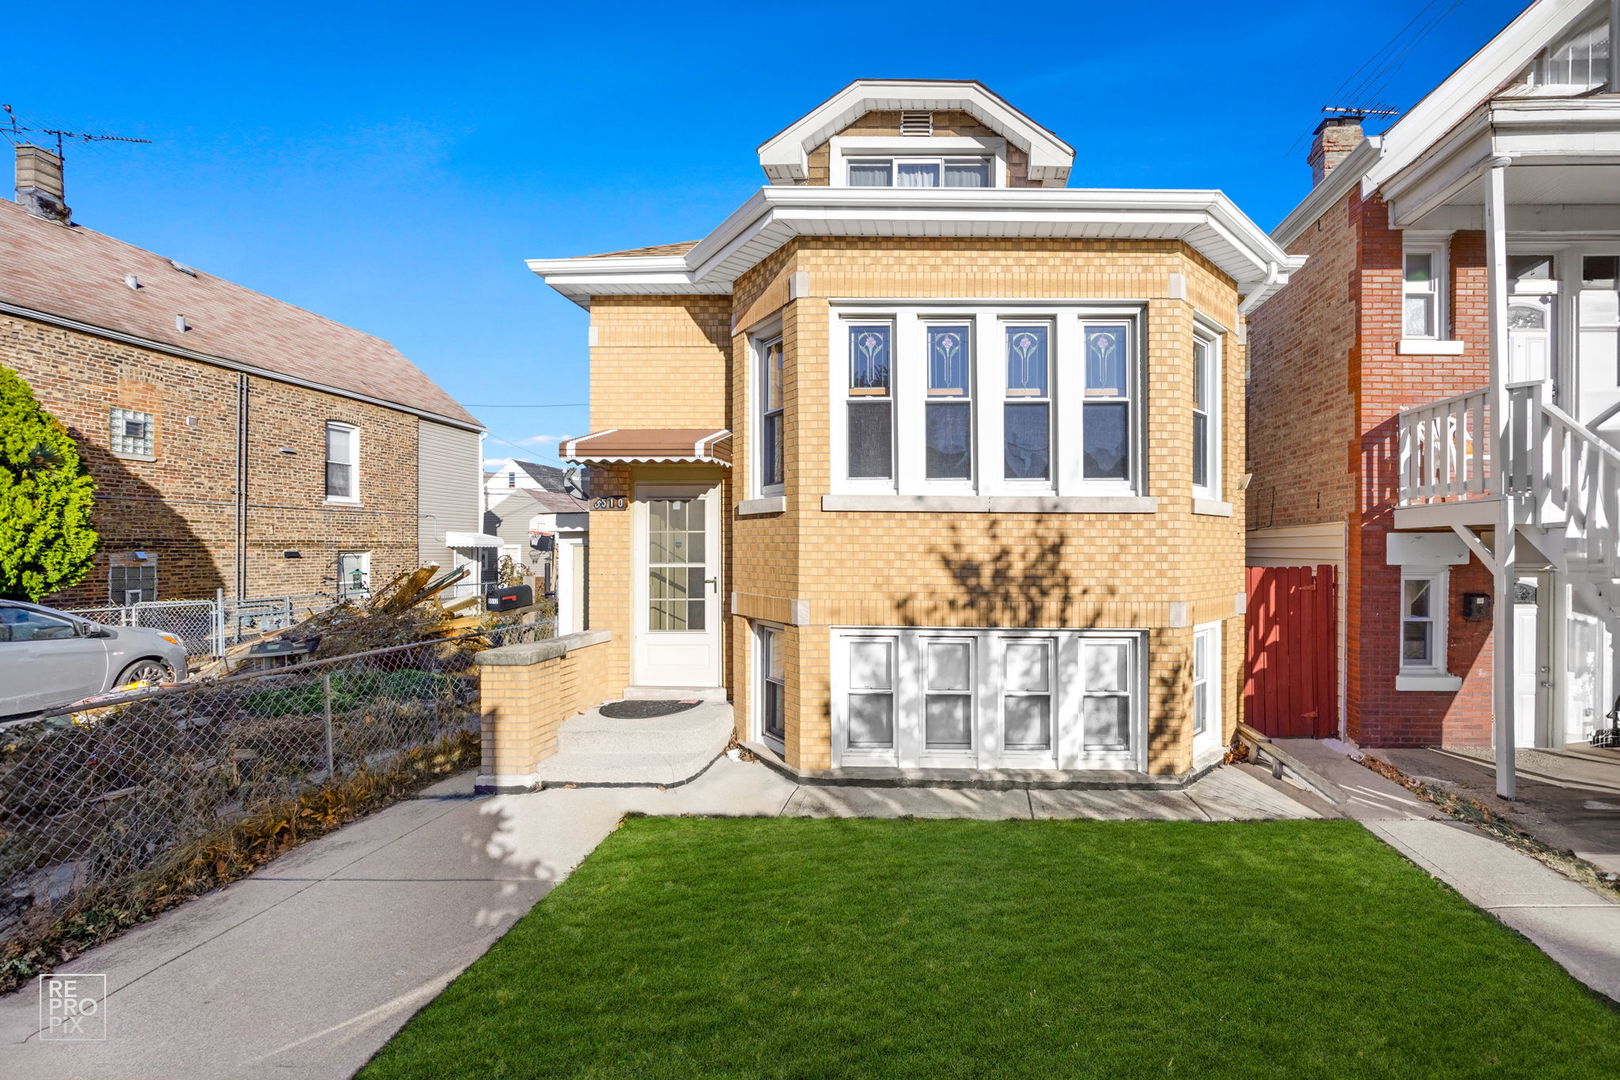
top-left (1274, 738), bottom-right (1620, 1002)
top-left (0, 760), bottom-right (1307, 1080)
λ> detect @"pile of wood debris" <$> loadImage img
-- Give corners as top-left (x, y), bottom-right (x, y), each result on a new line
top-left (197, 566), bottom-right (503, 677)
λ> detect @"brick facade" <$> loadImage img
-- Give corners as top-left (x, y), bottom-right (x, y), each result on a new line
top-left (582, 237), bottom-right (1249, 775)
top-left (2, 310), bottom-right (428, 606)
top-left (1248, 187), bottom-right (1496, 747)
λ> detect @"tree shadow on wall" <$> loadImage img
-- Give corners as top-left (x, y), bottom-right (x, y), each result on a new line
top-left (896, 519), bottom-right (1192, 772)
top-left (44, 438), bottom-right (226, 608)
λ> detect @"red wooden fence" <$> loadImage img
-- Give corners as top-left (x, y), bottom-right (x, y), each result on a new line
top-left (1244, 565), bottom-right (1338, 738)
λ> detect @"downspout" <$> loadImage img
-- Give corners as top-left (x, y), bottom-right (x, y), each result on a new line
top-left (235, 374), bottom-right (249, 599)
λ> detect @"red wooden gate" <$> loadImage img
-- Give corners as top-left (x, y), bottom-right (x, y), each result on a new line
top-left (1244, 565), bottom-right (1338, 738)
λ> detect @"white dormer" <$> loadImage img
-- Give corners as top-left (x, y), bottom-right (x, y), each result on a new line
top-left (757, 80), bottom-right (1075, 188)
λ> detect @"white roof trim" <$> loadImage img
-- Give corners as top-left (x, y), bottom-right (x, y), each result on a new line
top-left (1272, 137), bottom-right (1383, 249)
top-left (528, 187), bottom-right (1305, 311)
top-left (1366, 0), bottom-right (1604, 189)
top-left (756, 80), bottom-right (1075, 183)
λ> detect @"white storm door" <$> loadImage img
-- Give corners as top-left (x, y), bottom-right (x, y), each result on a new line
top-left (1577, 257), bottom-right (1620, 444)
top-left (1511, 576), bottom-right (1550, 748)
top-left (633, 485), bottom-right (721, 687)
top-left (1191, 623), bottom-right (1224, 761)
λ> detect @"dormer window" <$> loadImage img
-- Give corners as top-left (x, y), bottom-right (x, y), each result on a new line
top-left (847, 156), bottom-right (991, 188)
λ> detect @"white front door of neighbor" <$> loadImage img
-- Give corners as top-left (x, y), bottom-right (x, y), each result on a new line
top-left (632, 484), bottom-right (722, 688)
top-left (1511, 577), bottom-right (1550, 748)
top-left (1577, 255), bottom-right (1620, 446)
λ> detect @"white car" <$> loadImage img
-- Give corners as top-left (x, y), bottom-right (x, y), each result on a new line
top-left (0, 600), bottom-right (189, 718)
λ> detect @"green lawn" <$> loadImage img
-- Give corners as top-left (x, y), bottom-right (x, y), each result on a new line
top-left (360, 818), bottom-right (1620, 1079)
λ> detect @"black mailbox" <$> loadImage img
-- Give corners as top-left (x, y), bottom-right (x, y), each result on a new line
top-left (485, 584), bottom-right (533, 612)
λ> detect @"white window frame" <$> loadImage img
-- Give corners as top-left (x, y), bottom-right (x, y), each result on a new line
top-left (1192, 324), bottom-right (1221, 500)
top-left (1401, 235), bottom-right (1449, 343)
top-left (829, 304), bottom-right (1146, 500)
top-left (922, 320), bottom-right (976, 492)
top-left (840, 318), bottom-right (898, 494)
top-left (1399, 568), bottom-right (1449, 677)
top-left (1001, 320), bottom-right (1054, 486)
top-left (830, 627), bottom-right (1146, 771)
top-left (754, 622), bottom-right (787, 750)
top-left (109, 407), bottom-right (156, 460)
top-left (337, 551), bottom-right (372, 599)
top-left (324, 421), bottom-right (360, 504)
top-left (756, 334), bottom-right (786, 496)
top-left (830, 135), bottom-right (1008, 188)
top-left (1191, 621), bottom-right (1223, 759)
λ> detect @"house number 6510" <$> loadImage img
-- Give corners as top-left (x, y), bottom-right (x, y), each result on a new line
top-left (589, 497), bottom-right (627, 510)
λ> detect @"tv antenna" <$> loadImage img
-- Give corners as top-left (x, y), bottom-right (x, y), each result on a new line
top-left (1, 104), bottom-right (152, 160)
top-left (1321, 104), bottom-right (1404, 121)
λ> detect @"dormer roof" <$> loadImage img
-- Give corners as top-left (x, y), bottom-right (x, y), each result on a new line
top-left (757, 79), bottom-right (1075, 185)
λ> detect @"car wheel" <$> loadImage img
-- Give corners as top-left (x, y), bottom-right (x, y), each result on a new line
top-left (115, 659), bottom-right (175, 690)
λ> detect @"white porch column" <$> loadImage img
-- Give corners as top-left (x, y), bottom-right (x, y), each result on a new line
top-left (1486, 156), bottom-right (1518, 799)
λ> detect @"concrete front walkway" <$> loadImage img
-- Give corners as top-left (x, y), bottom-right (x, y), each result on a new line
top-left (0, 760), bottom-right (1308, 1080)
top-left (1273, 738), bottom-right (1620, 1003)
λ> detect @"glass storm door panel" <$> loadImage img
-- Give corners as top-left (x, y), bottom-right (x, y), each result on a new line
top-left (1507, 298), bottom-right (1552, 385)
top-left (1578, 255), bottom-right (1620, 443)
top-left (633, 486), bottom-right (721, 687)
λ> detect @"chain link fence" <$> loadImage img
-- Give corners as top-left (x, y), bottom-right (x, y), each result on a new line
top-left (64, 594), bottom-right (342, 662)
top-left (0, 619), bottom-right (551, 947)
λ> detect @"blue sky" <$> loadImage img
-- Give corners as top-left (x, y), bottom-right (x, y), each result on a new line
top-left (16, 0), bottom-right (1530, 467)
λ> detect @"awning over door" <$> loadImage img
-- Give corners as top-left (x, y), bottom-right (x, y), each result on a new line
top-left (559, 429), bottom-right (731, 466)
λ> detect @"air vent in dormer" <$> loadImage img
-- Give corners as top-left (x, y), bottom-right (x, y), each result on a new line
top-left (900, 111), bottom-right (933, 136)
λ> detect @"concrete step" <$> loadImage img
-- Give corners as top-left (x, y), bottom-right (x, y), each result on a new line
top-left (622, 685), bottom-right (728, 702)
top-left (536, 702), bottom-right (734, 787)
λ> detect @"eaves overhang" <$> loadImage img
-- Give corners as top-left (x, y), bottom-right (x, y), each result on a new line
top-left (755, 79), bottom-right (1076, 184)
top-left (527, 187), bottom-right (1306, 311)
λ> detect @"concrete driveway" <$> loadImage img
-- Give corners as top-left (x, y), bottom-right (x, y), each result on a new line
top-left (0, 761), bottom-right (1310, 1080)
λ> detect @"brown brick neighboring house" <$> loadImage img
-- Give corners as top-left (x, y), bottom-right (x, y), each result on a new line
top-left (519, 80), bottom-right (1303, 786)
top-left (1246, 0), bottom-right (1620, 792)
top-left (0, 146), bottom-right (485, 608)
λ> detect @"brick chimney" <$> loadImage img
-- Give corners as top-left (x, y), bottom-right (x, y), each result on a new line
top-left (14, 144), bottom-right (70, 223)
top-left (1308, 115), bottom-right (1364, 186)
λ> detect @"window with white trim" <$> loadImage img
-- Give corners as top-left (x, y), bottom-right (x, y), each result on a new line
top-left (847, 157), bottom-right (991, 188)
top-left (1530, 14), bottom-right (1612, 90)
top-left (109, 408), bottom-right (155, 458)
top-left (1400, 570), bottom-right (1447, 674)
top-left (1004, 324), bottom-right (1051, 481)
top-left (1192, 624), bottom-right (1216, 740)
top-left (846, 322), bottom-right (894, 482)
top-left (832, 628), bottom-right (1143, 769)
top-left (1403, 239), bottom-right (1448, 340)
top-left (832, 306), bottom-right (1144, 497)
top-left (758, 624), bottom-right (786, 745)
top-left (338, 551), bottom-right (371, 598)
top-left (1192, 329), bottom-right (1220, 497)
top-left (759, 336), bottom-right (785, 492)
top-left (325, 422), bottom-right (359, 502)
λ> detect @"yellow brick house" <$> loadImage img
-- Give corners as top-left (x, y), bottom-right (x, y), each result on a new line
top-left (527, 81), bottom-right (1303, 778)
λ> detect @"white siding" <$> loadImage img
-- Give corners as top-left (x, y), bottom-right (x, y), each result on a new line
top-left (418, 420), bottom-right (482, 566)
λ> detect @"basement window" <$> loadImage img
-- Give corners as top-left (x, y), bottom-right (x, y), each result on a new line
top-left (110, 560), bottom-right (158, 605)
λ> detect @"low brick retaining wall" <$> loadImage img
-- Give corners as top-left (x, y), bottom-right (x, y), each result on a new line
top-left (475, 630), bottom-right (612, 792)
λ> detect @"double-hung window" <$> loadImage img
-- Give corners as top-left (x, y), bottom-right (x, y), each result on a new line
top-left (1002, 639), bottom-right (1053, 752)
top-left (1400, 570), bottom-right (1446, 674)
top-left (925, 324), bottom-right (973, 481)
top-left (759, 337), bottom-right (785, 492)
top-left (1081, 640), bottom-right (1132, 752)
top-left (325, 422), bottom-right (359, 502)
top-left (758, 625), bottom-right (785, 744)
top-left (846, 637), bottom-right (896, 750)
top-left (1192, 330), bottom-right (1220, 496)
top-left (1004, 324), bottom-right (1051, 481)
top-left (846, 323), bottom-right (894, 481)
top-left (1403, 240), bottom-right (1448, 340)
top-left (847, 157), bottom-right (991, 188)
top-left (1082, 323), bottom-right (1132, 482)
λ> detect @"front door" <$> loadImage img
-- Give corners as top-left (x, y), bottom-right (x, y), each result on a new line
top-left (1511, 576), bottom-right (1551, 748)
top-left (633, 484), bottom-right (721, 687)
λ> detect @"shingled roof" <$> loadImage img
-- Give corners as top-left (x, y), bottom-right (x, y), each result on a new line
top-left (0, 199), bottom-right (480, 428)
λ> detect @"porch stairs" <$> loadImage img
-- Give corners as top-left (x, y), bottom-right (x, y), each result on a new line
top-left (531, 699), bottom-right (734, 788)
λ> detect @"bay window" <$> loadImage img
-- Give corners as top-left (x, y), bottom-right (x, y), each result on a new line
top-left (760, 336), bottom-right (785, 492)
top-left (1004, 324), bottom-right (1051, 480)
top-left (1192, 329), bottom-right (1220, 496)
top-left (846, 323), bottom-right (894, 480)
top-left (832, 305), bottom-right (1146, 500)
top-left (833, 628), bottom-right (1144, 769)
top-left (925, 324), bottom-right (973, 480)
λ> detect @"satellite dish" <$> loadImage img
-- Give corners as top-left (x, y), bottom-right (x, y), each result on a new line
top-left (563, 467), bottom-right (586, 499)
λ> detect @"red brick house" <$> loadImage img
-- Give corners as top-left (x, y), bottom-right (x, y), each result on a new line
top-left (1247, 0), bottom-right (1620, 795)
top-left (1, 145), bottom-right (488, 607)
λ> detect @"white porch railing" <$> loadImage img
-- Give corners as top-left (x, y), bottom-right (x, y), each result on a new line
top-left (1396, 388), bottom-right (1491, 502)
top-left (1508, 382), bottom-right (1620, 578)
